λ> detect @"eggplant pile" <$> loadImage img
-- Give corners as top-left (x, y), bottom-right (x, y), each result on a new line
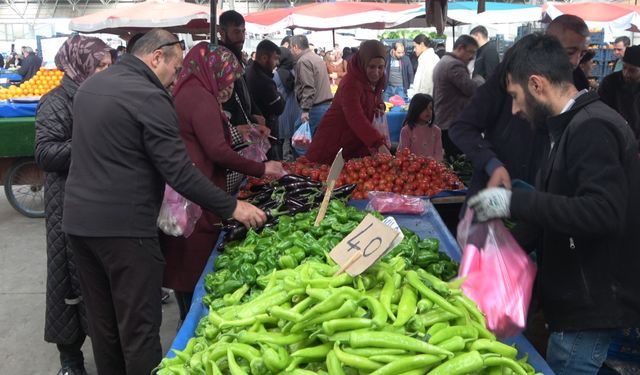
top-left (222, 175), bottom-right (356, 242)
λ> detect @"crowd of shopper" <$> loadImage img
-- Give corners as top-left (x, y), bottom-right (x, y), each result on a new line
top-left (30, 9), bottom-right (640, 375)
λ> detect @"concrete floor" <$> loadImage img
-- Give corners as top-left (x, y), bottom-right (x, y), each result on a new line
top-left (0, 191), bottom-right (180, 375)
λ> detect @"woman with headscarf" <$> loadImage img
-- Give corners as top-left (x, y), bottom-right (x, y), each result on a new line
top-left (306, 40), bottom-right (391, 164)
top-left (35, 35), bottom-right (112, 375)
top-left (325, 50), bottom-right (347, 86)
top-left (273, 46), bottom-right (301, 160)
top-left (160, 42), bottom-right (284, 321)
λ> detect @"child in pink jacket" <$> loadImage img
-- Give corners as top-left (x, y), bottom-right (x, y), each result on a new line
top-left (397, 93), bottom-right (443, 161)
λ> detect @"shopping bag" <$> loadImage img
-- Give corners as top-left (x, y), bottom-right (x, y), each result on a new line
top-left (292, 120), bottom-right (312, 150)
top-left (239, 126), bottom-right (270, 162)
top-left (456, 209), bottom-right (537, 338)
top-left (372, 113), bottom-right (391, 148)
top-left (157, 185), bottom-right (202, 237)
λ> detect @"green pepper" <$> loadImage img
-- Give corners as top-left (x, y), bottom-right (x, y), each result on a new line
top-left (368, 354), bottom-right (443, 375)
top-left (349, 331), bottom-right (453, 357)
top-left (288, 246), bottom-right (306, 262)
top-left (291, 343), bottom-right (332, 360)
top-left (428, 325), bottom-right (478, 345)
top-left (326, 350), bottom-right (345, 375)
top-left (223, 284), bottom-right (250, 306)
top-left (379, 273), bottom-right (397, 321)
top-left (427, 350), bottom-right (484, 375)
top-left (237, 331), bottom-right (306, 346)
top-left (470, 339), bottom-right (518, 359)
top-left (278, 254), bottom-right (298, 269)
top-left (394, 284), bottom-right (417, 327)
top-left (262, 345), bottom-right (290, 372)
top-left (333, 343), bottom-right (383, 372)
top-left (322, 318), bottom-right (373, 335)
top-left (406, 271), bottom-right (461, 318)
top-left (226, 348), bottom-right (247, 375)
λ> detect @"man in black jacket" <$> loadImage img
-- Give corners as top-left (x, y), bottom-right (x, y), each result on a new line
top-left (247, 39), bottom-right (285, 160)
top-left (219, 10), bottom-right (269, 139)
top-left (468, 34), bottom-right (640, 375)
top-left (598, 45), bottom-right (640, 147)
top-left (449, 15), bottom-right (591, 197)
top-left (17, 46), bottom-right (42, 81)
top-left (62, 29), bottom-right (266, 375)
top-left (470, 25), bottom-right (499, 81)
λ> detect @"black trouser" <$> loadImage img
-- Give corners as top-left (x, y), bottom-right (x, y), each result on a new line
top-left (68, 236), bottom-right (165, 375)
top-left (57, 334), bottom-right (86, 368)
top-left (442, 129), bottom-right (463, 159)
top-left (174, 291), bottom-right (194, 322)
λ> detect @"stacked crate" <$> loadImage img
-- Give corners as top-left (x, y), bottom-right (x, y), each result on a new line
top-left (590, 31), bottom-right (617, 81)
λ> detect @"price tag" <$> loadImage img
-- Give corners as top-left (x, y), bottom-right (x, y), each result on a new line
top-left (330, 214), bottom-right (399, 276)
top-left (382, 216), bottom-right (404, 255)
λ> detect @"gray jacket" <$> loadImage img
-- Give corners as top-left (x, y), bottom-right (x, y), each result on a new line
top-left (432, 53), bottom-right (481, 130)
top-left (294, 48), bottom-right (333, 111)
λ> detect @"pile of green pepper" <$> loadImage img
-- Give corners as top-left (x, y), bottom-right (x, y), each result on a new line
top-left (158, 257), bottom-right (541, 375)
top-left (204, 200), bottom-right (457, 306)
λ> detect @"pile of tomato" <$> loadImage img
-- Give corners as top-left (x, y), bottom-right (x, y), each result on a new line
top-left (271, 149), bottom-right (463, 200)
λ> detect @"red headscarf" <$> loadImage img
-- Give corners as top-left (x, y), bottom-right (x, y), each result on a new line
top-left (173, 41), bottom-right (243, 98)
top-left (347, 40), bottom-right (388, 91)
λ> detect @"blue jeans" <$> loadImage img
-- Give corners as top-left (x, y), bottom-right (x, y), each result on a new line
top-left (308, 102), bottom-right (330, 137)
top-left (383, 85), bottom-right (405, 102)
top-left (547, 330), bottom-right (614, 375)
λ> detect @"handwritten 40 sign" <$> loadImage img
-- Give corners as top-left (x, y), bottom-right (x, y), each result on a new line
top-left (330, 214), bottom-right (399, 276)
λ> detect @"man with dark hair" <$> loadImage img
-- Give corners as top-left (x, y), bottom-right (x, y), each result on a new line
top-left (469, 33), bottom-right (640, 375)
top-left (384, 42), bottom-right (414, 101)
top-left (470, 25), bottom-right (499, 81)
top-left (63, 28), bottom-right (266, 375)
top-left (126, 32), bottom-right (145, 53)
top-left (412, 34), bottom-right (440, 95)
top-left (599, 45), bottom-right (640, 146)
top-left (247, 40), bottom-right (286, 159)
top-left (449, 14), bottom-right (591, 198)
top-left (613, 36), bottom-right (631, 72)
top-left (281, 35), bottom-right (290, 48)
top-left (432, 35), bottom-right (481, 157)
top-left (290, 34), bottom-right (333, 137)
top-left (218, 10), bottom-right (269, 137)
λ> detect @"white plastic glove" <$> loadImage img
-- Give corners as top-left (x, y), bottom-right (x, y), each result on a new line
top-left (467, 187), bottom-right (512, 222)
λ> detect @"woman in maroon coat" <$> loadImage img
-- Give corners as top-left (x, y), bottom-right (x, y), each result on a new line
top-left (161, 42), bottom-right (284, 320)
top-left (306, 40), bottom-right (391, 164)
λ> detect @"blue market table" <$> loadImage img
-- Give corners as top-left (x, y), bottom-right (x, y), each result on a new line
top-left (167, 200), bottom-right (555, 374)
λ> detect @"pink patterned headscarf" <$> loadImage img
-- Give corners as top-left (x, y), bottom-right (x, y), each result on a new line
top-left (172, 42), bottom-right (243, 98)
top-left (54, 35), bottom-right (111, 85)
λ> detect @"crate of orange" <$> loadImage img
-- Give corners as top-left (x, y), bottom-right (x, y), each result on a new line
top-left (0, 67), bottom-right (64, 101)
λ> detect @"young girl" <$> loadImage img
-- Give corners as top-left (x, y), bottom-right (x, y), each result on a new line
top-left (397, 93), bottom-right (443, 161)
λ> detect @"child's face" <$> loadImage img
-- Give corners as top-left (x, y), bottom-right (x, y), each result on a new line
top-left (419, 102), bottom-right (433, 123)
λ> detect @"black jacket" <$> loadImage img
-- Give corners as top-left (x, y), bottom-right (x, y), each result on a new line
top-left (472, 41), bottom-right (499, 81)
top-left (220, 41), bottom-right (263, 126)
top-left (35, 75), bottom-right (87, 344)
top-left (17, 53), bottom-right (42, 81)
top-left (385, 53), bottom-right (414, 91)
top-left (63, 54), bottom-right (236, 237)
top-left (449, 63), bottom-right (590, 197)
top-left (246, 61), bottom-right (285, 133)
top-left (598, 71), bottom-right (640, 147)
top-left (511, 92), bottom-right (640, 331)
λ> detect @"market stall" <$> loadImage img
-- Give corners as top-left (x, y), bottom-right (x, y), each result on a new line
top-left (163, 199), bottom-right (554, 374)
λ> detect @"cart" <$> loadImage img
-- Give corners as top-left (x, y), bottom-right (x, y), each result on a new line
top-left (0, 116), bottom-right (44, 218)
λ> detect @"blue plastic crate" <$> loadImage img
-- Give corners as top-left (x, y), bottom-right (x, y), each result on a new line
top-left (605, 49), bottom-right (616, 61)
top-left (594, 49), bottom-right (605, 61)
top-left (590, 31), bottom-right (604, 44)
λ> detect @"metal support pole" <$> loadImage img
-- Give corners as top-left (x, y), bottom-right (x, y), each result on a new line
top-left (210, 0), bottom-right (217, 44)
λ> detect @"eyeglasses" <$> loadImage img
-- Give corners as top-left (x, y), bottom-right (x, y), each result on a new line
top-left (155, 40), bottom-right (186, 51)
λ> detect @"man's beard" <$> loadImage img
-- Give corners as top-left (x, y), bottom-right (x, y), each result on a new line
top-left (224, 41), bottom-right (244, 61)
top-left (521, 89), bottom-right (554, 131)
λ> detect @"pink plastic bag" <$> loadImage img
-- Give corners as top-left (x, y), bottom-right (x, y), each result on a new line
top-left (366, 191), bottom-right (427, 215)
top-left (372, 113), bottom-right (391, 148)
top-left (157, 185), bottom-right (202, 237)
top-left (456, 209), bottom-right (536, 338)
top-left (239, 127), bottom-right (270, 162)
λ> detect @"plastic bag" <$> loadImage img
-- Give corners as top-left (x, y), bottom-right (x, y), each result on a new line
top-left (372, 113), bottom-right (391, 148)
top-left (239, 127), bottom-right (270, 162)
top-left (389, 95), bottom-right (406, 107)
top-left (366, 191), bottom-right (427, 215)
top-left (292, 121), bottom-right (312, 150)
top-left (456, 209), bottom-right (536, 339)
top-left (157, 185), bottom-right (202, 237)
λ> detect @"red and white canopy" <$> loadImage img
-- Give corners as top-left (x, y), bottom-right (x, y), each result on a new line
top-left (69, 0), bottom-right (210, 35)
top-left (544, 2), bottom-right (640, 33)
top-left (244, 2), bottom-right (424, 34)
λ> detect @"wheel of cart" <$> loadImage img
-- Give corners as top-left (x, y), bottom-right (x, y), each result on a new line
top-left (2, 157), bottom-right (44, 218)
top-left (0, 116), bottom-right (44, 218)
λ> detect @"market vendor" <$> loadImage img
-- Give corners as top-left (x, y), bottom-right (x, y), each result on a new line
top-left (305, 40), bottom-right (391, 164)
top-left (469, 34), bottom-right (640, 375)
top-left (161, 42), bottom-right (285, 322)
top-left (16, 46), bottom-right (42, 82)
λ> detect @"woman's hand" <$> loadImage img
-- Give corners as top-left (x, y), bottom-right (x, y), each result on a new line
top-left (236, 124), bottom-right (271, 140)
top-left (263, 161), bottom-right (286, 178)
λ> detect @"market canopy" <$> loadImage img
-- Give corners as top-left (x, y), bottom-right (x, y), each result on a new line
top-left (544, 2), bottom-right (640, 33)
top-left (68, 0), bottom-right (211, 36)
top-left (447, 2), bottom-right (542, 25)
top-left (244, 2), bottom-right (424, 34)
